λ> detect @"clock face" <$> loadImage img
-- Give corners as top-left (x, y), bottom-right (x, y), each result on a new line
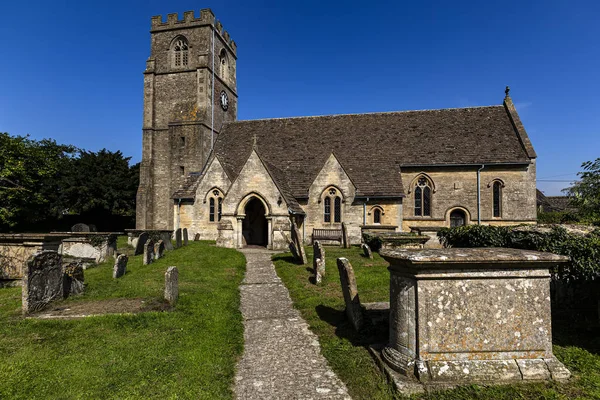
top-left (220, 90), bottom-right (229, 111)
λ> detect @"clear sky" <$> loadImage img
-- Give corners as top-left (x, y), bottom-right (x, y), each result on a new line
top-left (1, 0), bottom-right (598, 195)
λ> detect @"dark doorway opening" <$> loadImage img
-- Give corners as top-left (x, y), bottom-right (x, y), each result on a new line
top-left (242, 198), bottom-right (268, 246)
top-left (450, 209), bottom-right (467, 228)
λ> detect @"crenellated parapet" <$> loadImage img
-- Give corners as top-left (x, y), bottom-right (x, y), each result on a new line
top-left (150, 9), bottom-right (236, 55)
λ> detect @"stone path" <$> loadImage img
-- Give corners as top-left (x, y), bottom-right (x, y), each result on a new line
top-left (235, 248), bottom-right (351, 400)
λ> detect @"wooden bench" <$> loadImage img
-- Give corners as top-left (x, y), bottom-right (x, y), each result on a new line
top-left (312, 228), bottom-right (343, 245)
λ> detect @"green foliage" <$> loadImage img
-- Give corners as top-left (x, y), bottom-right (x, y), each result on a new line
top-left (537, 211), bottom-right (581, 224)
top-left (0, 240), bottom-right (245, 399)
top-left (362, 232), bottom-right (383, 252)
top-left (438, 225), bottom-right (600, 281)
top-left (564, 158), bottom-right (600, 223)
top-left (0, 132), bottom-right (77, 230)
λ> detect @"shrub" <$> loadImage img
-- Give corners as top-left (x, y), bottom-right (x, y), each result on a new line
top-left (362, 232), bottom-right (383, 252)
top-left (438, 225), bottom-right (600, 282)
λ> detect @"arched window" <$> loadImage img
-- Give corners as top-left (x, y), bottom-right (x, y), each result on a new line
top-left (173, 37), bottom-right (189, 68)
top-left (374, 209), bottom-right (381, 224)
top-left (219, 49), bottom-right (229, 82)
top-left (334, 197), bottom-right (341, 223)
top-left (208, 189), bottom-right (223, 222)
top-left (414, 176), bottom-right (432, 216)
top-left (493, 181), bottom-right (502, 218)
top-left (450, 209), bottom-right (466, 227)
top-left (324, 197), bottom-right (331, 222)
top-left (323, 187), bottom-right (343, 223)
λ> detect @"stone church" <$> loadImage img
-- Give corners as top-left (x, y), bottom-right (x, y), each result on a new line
top-left (136, 9), bottom-right (537, 250)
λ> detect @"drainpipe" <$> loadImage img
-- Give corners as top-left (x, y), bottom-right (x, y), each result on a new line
top-left (363, 198), bottom-right (369, 225)
top-left (176, 199), bottom-right (182, 231)
top-left (477, 165), bottom-right (485, 225)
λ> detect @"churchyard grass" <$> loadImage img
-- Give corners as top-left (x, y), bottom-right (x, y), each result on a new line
top-left (273, 246), bottom-right (600, 400)
top-left (0, 240), bottom-right (245, 399)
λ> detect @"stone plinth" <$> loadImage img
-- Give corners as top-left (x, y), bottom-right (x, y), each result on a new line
top-left (379, 247), bottom-right (571, 386)
top-left (125, 229), bottom-right (173, 251)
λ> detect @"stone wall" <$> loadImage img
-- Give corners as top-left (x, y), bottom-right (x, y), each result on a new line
top-left (0, 234), bottom-right (63, 281)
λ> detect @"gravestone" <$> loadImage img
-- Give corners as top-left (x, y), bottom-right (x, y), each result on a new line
top-left (143, 239), bottom-right (155, 265)
top-left (113, 254), bottom-right (128, 278)
top-left (135, 232), bottom-right (149, 256)
top-left (154, 240), bottom-right (165, 260)
top-left (291, 221), bottom-right (307, 265)
top-left (164, 266), bottom-right (179, 305)
top-left (88, 224), bottom-right (98, 232)
top-left (63, 261), bottom-right (84, 297)
top-left (362, 243), bottom-right (373, 259)
top-left (341, 222), bottom-right (351, 249)
top-left (71, 223), bottom-right (90, 233)
top-left (194, 233), bottom-right (200, 241)
top-left (22, 251), bottom-right (63, 314)
top-left (313, 241), bottom-right (326, 283)
top-left (280, 228), bottom-right (300, 263)
top-left (337, 257), bottom-right (363, 331)
top-left (183, 228), bottom-right (188, 246)
top-left (175, 229), bottom-right (182, 249)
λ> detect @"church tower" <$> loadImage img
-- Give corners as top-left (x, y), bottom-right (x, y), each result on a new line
top-left (136, 9), bottom-right (238, 230)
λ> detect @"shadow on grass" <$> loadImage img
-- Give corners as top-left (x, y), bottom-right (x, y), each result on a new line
top-left (316, 304), bottom-right (388, 347)
top-left (272, 254), bottom-right (297, 264)
top-left (553, 311), bottom-right (600, 356)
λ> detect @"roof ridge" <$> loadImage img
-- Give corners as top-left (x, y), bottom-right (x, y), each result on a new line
top-left (225, 105), bottom-right (504, 124)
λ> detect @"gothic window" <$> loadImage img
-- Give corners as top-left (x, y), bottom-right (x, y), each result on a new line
top-left (173, 37), bottom-right (189, 68)
top-left (219, 49), bottom-right (229, 82)
top-left (414, 176), bottom-right (432, 216)
top-left (450, 209), bottom-right (466, 227)
top-left (493, 181), bottom-right (502, 218)
top-left (324, 197), bottom-right (331, 222)
top-left (208, 189), bottom-right (223, 222)
top-left (374, 209), bottom-right (381, 224)
top-left (323, 187), bottom-right (342, 223)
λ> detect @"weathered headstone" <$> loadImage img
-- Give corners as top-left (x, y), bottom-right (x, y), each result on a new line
top-left (280, 228), bottom-right (300, 263)
top-left (22, 251), bottom-right (63, 314)
top-left (337, 257), bottom-right (363, 331)
top-left (113, 254), bottom-right (128, 278)
top-left (183, 228), bottom-right (188, 246)
top-left (362, 243), bottom-right (373, 259)
top-left (291, 220), bottom-right (307, 265)
top-left (175, 228), bottom-right (182, 249)
top-left (88, 224), bottom-right (98, 232)
top-left (135, 232), bottom-right (149, 256)
top-left (194, 233), bottom-right (200, 241)
top-left (160, 231), bottom-right (174, 250)
top-left (164, 266), bottom-right (179, 305)
top-left (313, 241), bottom-right (326, 283)
top-left (341, 222), bottom-right (351, 249)
top-left (63, 261), bottom-right (84, 297)
top-left (71, 223), bottom-right (90, 233)
top-left (143, 239), bottom-right (155, 265)
top-left (154, 240), bottom-right (165, 260)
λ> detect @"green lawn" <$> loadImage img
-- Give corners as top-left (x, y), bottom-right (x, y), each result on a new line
top-left (0, 240), bottom-right (246, 399)
top-left (273, 246), bottom-right (600, 400)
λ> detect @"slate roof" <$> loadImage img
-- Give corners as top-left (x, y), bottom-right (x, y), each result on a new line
top-left (213, 101), bottom-right (534, 199)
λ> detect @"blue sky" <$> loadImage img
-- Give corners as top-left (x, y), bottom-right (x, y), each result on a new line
top-left (1, 0), bottom-right (598, 195)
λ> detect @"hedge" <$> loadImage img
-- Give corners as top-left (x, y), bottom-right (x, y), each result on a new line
top-left (437, 225), bottom-right (600, 282)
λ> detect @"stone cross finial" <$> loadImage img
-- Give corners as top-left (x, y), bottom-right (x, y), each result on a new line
top-left (505, 86), bottom-right (510, 98)
top-left (252, 134), bottom-right (258, 149)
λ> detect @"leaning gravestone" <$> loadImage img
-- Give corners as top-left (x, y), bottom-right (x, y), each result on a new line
top-left (362, 243), bottom-right (373, 259)
top-left (280, 228), bottom-right (300, 262)
top-left (183, 228), bottom-right (189, 246)
top-left (164, 266), bottom-right (179, 305)
top-left (71, 223), bottom-right (90, 233)
top-left (194, 233), bottom-right (200, 241)
top-left (22, 251), bottom-right (63, 314)
top-left (135, 232), bottom-right (149, 256)
top-left (175, 228), bottom-right (182, 249)
top-left (113, 254), bottom-right (128, 278)
top-left (341, 222), bottom-right (351, 249)
top-left (313, 241), bottom-right (326, 284)
top-left (337, 257), bottom-right (363, 331)
top-left (63, 261), bottom-right (85, 297)
top-left (143, 239), bottom-right (154, 265)
top-left (154, 240), bottom-right (165, 260)
top-left (291, 221), bottom-right (307, 265)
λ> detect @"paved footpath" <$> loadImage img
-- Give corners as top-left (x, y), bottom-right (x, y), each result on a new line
top-left (235, 248), bottom-right (351, 400)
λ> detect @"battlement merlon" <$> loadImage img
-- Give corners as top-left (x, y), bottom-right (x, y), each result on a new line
top-left (150, 9), bottom-right (237, 56)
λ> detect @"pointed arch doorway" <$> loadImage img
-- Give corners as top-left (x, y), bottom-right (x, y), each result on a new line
top-left (242, 197), bottom-right (268, 247)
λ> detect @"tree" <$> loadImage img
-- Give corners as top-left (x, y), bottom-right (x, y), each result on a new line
top-left (61, 149), bottom-right (139, 218)
top-left (564, 158), bottom-right (600, 222)
top-left (0, 133), bottom-right (77, 231)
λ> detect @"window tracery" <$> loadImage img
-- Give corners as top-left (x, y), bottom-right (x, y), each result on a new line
top-left (414, 176), bottom-right (432, 216)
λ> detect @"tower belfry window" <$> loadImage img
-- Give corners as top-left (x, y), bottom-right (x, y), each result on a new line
top-left (173, 38), bottom-right (189, 67)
